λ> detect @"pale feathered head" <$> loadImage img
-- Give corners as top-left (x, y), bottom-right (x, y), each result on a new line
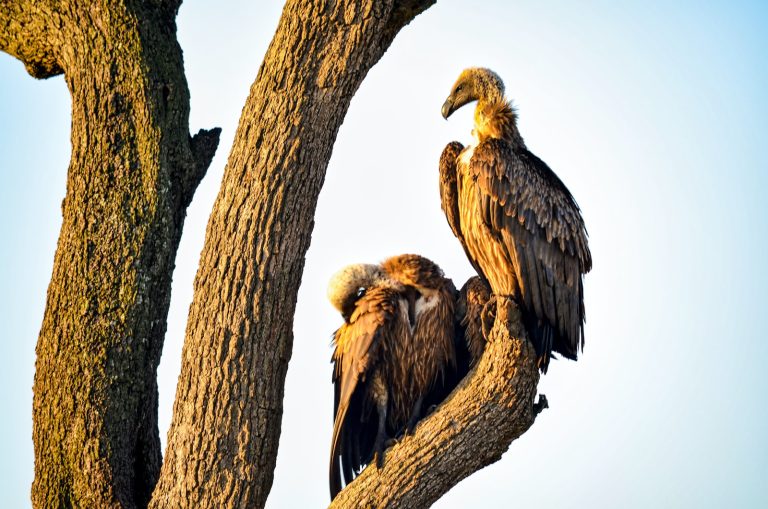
top-left (327, 263), bottom-right (386, 322)
top-left (441, 67), bottom-right (505, 119)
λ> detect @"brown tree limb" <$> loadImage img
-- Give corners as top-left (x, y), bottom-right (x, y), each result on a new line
top-left (150, 1), bottom-right (435, 508)
top-left (180, 127), bottom-right (222, 208)
top-left (329, 297), bottom-right (543, 509)
top-left (16, 1), bottom-right (220, 507)
top-left (0, 1), bottom-right (63, 78)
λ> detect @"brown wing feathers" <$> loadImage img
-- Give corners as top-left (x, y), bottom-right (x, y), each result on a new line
top-left (440, 143), bottom-right (489, 284)
top-left (472, 139), bottom-right (589, 366)
top-left (330, 287), bottom-right (403, 498)
top-left (328, 255), bottom-right (466, 499)
top-left (439, 141), bottom-right (465, 243)
top-left (457, 276), bottom-right (492, 367)
top-left (328, 68), bottom-right (591, 500)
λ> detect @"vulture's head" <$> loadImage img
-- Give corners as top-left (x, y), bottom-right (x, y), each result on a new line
top-left (327, 263), bottom-right (386, 322)
top-left (441, 67), bottom-right (505, 119)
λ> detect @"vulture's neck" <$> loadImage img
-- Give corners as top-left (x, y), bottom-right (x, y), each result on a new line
top-left (474, 98), bottom-right (525, 149)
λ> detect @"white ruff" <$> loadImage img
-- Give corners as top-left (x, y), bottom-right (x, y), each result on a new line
top-left (458, 128), bottom-right (479, 167)
top-left (415, 293), bottom-right (440, 317)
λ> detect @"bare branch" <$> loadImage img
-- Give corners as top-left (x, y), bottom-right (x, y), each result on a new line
top-left (179, 127), bottom-right (222, 207)
top-left (329, 297), bottom-right (542, 509)
top-left (386, 0), bottom-right (436, 37)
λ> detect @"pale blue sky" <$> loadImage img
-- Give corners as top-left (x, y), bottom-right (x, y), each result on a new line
top-left (2, 1), bottom-right (767, 507)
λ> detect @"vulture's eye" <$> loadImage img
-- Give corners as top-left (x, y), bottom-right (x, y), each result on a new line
top-left (455, 84), bottom-right (463, 94)
top-left (356, 287), bottom-right (366, 298)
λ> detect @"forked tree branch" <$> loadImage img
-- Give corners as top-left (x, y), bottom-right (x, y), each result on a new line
top-left (329, 297), bottom-right (544, 509)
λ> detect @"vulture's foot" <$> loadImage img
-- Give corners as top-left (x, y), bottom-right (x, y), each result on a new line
top-left (481, 294), bottom-right (498, 340)
top-left (373, 431), bottom-right (388, 469)
top-left (406, 396), bottom-right (424, 434)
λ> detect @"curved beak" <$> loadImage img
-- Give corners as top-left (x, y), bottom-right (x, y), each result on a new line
top-left (441, 96), bottom-right (455, 119)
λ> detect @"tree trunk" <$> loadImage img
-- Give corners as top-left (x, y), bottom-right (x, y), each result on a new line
top-left (328, 297), bottom-right (546, 509)
top-left (149, 1), bottom-right (435, 508)
top-left (2, 2), bottom-right (220, 507)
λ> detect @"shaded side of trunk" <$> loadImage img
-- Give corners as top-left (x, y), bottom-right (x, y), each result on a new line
top-left (1, 2), bottom-right (219, 507)
top-left (329, 297), bottom-right (543, 509)
top-left (150, 1), bottom-right (435, 508)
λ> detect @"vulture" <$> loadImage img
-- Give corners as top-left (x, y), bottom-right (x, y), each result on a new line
top-left (440, 67), bottom-right (592, 372)
top-left (327, 254), bottom-right (458, 500)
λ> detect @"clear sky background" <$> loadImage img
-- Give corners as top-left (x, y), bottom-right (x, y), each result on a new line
top-left (2, 1), bottom-right (767, 507)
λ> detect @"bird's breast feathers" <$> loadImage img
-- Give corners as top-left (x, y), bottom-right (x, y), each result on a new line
top-left (458, 129), bottom-right (480, 169)
top-left (414, 292), bottom-right (440, 317)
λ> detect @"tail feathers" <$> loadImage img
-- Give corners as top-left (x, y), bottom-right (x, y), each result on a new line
top-left (525, 317), bottom-right (554, 374)
top-left (525, 315), bottom-right (580, 373)
top-left (330, 395), bottom-right (381, 500)
top-left (341, 426), bottom-right (355, 487)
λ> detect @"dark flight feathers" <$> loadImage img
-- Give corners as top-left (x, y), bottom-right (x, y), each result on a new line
top-left (328, 255), bottom-right (463, 500)
top-left (329, 286), bottom-right (403, 499)
top-left (471, 139), bottom-right (590, 361)
top-left (457, 276), bottom-right (493, 367)
top-left (440, 134), bottom-right (591, 370)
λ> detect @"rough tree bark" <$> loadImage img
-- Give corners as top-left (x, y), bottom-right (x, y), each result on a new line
top-left (5, 0), bottom-right (553, 507)
top-left (149, 1), bottom-right (436, 508)
top-left (328, 298), bottom-right (547, 509)
top-left (2, 1), bottom-right (220, 507)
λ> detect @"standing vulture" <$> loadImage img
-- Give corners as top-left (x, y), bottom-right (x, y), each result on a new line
top-left (327, 254), bottom-right (458, 500)
top-left (439, 67), bottom-right (592, 372)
